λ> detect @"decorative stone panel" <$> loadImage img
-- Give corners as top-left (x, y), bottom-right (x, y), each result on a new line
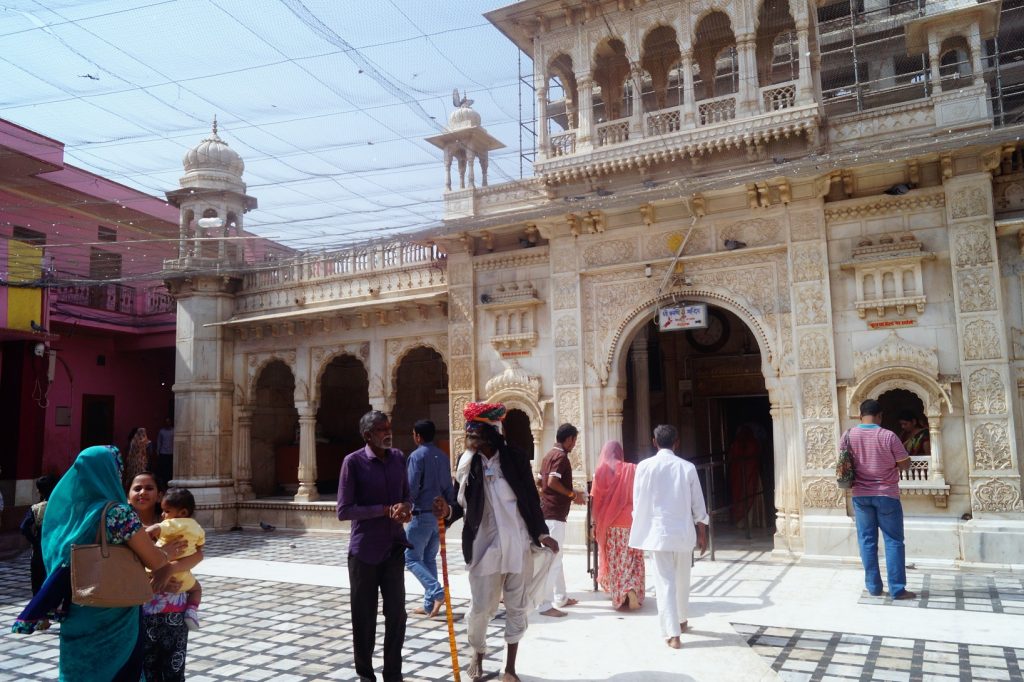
top-left (803, 477), bottom-right (845, 509)
top-left (801, 373), bottom-right (834, 419)
top-left (797, 331), bottom-right (830, 369)
top-left (971, 478), bottom-right (1024, 512)
top-left (963, 319), bottom-right (1001, 361)
top-left (951, 186), bottom-right (988, 219)
top-left (803, 424), bottom-right (836, 469)
top-left (957, 269), bottom-right (997, 312)
top-left (795, 285), bottom-right (827, 325)
top-left (953, 227), bottom-right (993, 267)
top-left (555, 351), bottom-right (580, 385)
top-left (972, 422), bottom-right (1012, 470)
top-left (556, 388), bottom-right (584, 471)
top-left (967, 368), bottom-right (1008, 415)
top-left (791, 243), bottom-right (824, 283)
top-left (552, 274), bottom-right (578, 310)
top-left (554, 314), bottom-right (579, 348)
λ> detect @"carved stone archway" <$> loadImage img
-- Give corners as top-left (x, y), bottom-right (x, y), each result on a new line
top-left (385, 335), bottom-right (449, 410)
top-left (485, 361), bottom-right (546, 467)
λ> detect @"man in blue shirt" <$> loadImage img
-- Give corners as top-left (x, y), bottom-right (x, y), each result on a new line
top-left (405, 419), bottom-right (459, 618)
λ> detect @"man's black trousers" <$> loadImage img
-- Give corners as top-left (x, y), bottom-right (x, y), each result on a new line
top-left (348, 546), bottom-right (407, 682)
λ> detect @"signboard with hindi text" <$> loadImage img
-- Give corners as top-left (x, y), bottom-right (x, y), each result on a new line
top-left (658, 303), bottom-right (708, 331)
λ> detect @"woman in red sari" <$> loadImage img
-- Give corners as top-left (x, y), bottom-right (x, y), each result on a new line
top-left (591, 441), bottom-right (645, 610)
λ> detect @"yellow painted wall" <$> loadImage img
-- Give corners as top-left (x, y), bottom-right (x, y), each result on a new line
top-left (6, 239), bottom-right (42, 331)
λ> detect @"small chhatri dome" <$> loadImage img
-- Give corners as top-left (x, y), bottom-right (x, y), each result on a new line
top-left (448, 104), bottom-right (482, 130)
top-left (182, 116), bottom-right (244, 178)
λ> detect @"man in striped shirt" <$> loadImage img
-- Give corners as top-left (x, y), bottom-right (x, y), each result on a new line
top-left (846, 399), bottom-right (916, 600)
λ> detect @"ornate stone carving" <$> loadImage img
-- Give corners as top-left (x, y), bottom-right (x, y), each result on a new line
top-left (823, 190), bottom-right (945, 222)
top-left (450, 325), bottom-right (472, 357)
top-left (643, 229), bottom-right (712, 259)
top-left (958, 269), bottom-right (996, 312)
top-left (803, 477), bottom-right (845, 509)
top-left (854, 332), bottom-right (938, 381)
top-left (551, 242), bottom-right (577, 274)
top-left (971, 477), bottom-right (1024, 512)
top-left (803, 424), bottom-right (836, 469)
top-left (556, 388), bottom-right (583, 469)
top-left (791, 243), bottom-right (824, 283)
top-left (448, 262), bottom-right (473, 285)
top-left (972, 422), bottom-right (1012, 470)
top-left (449, 289), bottom-right (473, 323)
top-left (798, 332), bottom-right (830, 370)
top-left (555, 350), bottom-right (580, 384)
top-left (796, 285), bottom-right (827, 325)
top-left (450, 393), bottom-right (471, 434)
top-left (449, 362), bottom-right (473, 391)
top-left (801, 374), bottom-right (834, 419)
top-left (953, 228), bottom-right (993, 268)
top-left (968, 368), bottom-right (1008, 415)
top-left (554, 315), bottom-right (579, 348)
top-left (963, 319), bottom-right (1001, 361)
top-left (721, 218), bottom-right (781, 248)
top-left (484, 361), bottom-right (541, 401)
top-left (583, 239), bottom-right (636, 268)
top-left (951, 186), bottom-right (988, 219)
top-left (789, 211), bottom-right (821, 242)
top-left (552, 274), bottom-right (578, 310)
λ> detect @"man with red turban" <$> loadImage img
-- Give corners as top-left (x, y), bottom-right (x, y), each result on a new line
top-left (454, 402), bottom-right (558, 682)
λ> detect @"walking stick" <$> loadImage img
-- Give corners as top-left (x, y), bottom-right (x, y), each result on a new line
top-left (437, 514), bottom-right (461, 682)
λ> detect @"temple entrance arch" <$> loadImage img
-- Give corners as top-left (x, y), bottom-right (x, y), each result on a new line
top-left (616, 301), bottom-right (776, 532)
top-left (391, 346), bottom-right (449, 455)
top-left (316, 354), bottom-right (371, 494)
top-left (250, 360), bottom-right (297, 497)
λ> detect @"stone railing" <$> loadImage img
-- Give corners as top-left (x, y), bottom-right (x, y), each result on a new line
top-left (646, 108), bottom-right (682, 136)
top-left (762, 83), bottom-right (797, 112)
top-left (549, 131), bottom-right (577, 157)
top-left (698, 95), bottom-right (737, 126)
top-left (142, 286), bottom-right (175, 315)
top-left (53, 280), bottom-right (175, 317)
top-left (242, 242), bottom-right (445, 291)
top-left (900, 456), bottom-right (931, 482)
top-left (596, 119), bottom-right (630, 146)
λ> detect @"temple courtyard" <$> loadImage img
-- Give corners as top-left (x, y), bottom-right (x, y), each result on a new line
top-left (1, 530), bottom-right (1022, 681)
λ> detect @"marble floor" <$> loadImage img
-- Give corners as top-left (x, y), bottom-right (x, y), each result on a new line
top-left (1, 530), bottom-right (1022, 681)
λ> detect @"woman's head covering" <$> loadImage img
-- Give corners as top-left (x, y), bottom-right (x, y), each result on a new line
top-left (41, 445), bottom-right (125, 573)
top-left (591, 440), bottom-right (637, 584)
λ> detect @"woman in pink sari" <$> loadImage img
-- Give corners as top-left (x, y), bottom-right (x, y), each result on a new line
top-left (591, 440), bottom-right (645, 610)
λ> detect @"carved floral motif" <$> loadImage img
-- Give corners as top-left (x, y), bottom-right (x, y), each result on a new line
top-left (721, 218), bottom-right (781, 248)
top-left (552, 274), bottom-right (578, 311)
top-left (449, 289), bottom-right (473, 323)
top-left (971, 477), bottom-right (1024, 512)
top-left (958, 269), bottom-right (996, 313)
top-left (449, 362), bottom-right (473, 391)
top-left (950, 186), bottom-right (988, 219)
top-left (789, 211), bottom-right (821, 242)
top-left (555, 351), bottom-right (580, 384)
top-left (448, 262), bottom-right (473, 285)
top-left (803, 477), bottom-right (845, 509)
top-left (968, 368), bottom-right (1008, 415)
top-left (953, 228), bottom-right (993, 268)
top-left (972, 422), bottom-right (1012, 470)
top-left (801, 374), bottom-right (834, 419)
top-left (796, 285), bottom-right (827, 325)
top-left (791, 243), bottom-right (824, 283)
top-left (557, 388), bottom-right (584, 470)
top-left (450, 325), bottom-right (472, 357)
top-left (554, 314), bottom-right (579, 348)
top-left (963, 319), bottom-right (1001, 361)
top-left (583, 239), bottom-right (636, 268)
top-left (551, 242), bottom-right (577, 274)
top-left (798, 332), bottom-right (830, 369)
top-left (804, 425), bottom-right (836, 469)
top-left (853, 332), bottom-right (938, 381)
top-left (450, 393), bottom-right (471, 434)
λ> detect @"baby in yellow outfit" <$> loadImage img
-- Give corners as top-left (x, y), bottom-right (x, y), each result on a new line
top-left (147, 488), bottom-right (205, 630)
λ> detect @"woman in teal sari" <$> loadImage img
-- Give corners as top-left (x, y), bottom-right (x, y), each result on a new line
top-left (16, 445), bottom-right (175, 681)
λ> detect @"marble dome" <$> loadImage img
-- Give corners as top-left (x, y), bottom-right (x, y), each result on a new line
top-left (448, 104), bottom-right (481, 130)
top-left (182, 118), bottom-right (244, 178)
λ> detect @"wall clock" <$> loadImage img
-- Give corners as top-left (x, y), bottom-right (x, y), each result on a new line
top-left (686, 308), bottom-right (730, 352)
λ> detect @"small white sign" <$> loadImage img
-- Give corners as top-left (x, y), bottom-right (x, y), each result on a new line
top-left (658, 303), bottom-right (708, 331)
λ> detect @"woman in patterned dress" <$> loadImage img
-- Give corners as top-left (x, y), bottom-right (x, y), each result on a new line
top-left (12, 446), bottom-right (175, 681)
top-left (897, 410), bottom-right (930, 457)
top-left (591, 440), bottom-right (645, 610)
top-left (123, 427), bottom-right (152, 491)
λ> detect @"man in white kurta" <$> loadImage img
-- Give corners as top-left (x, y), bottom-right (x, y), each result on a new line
top-left (629, 424), bottom-right (709, 649)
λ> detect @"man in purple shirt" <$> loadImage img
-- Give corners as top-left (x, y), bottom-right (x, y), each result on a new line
top-left (337, 410), bottom-right (413, 682)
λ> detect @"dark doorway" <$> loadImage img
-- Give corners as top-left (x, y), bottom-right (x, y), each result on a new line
top-left (81, 394), bottom-right (115, 449)
top-left (391, 347), bottom-right (448, 455)
top-left (504, 408), bottom-right (534, 459)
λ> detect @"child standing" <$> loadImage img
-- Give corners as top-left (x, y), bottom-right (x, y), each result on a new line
top-left (147, 487), bottom-right (205, 630)
top-left (18, 475), bottom-right (57, 631)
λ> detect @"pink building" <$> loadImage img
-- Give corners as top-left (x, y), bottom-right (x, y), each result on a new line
top-left (0, 119), bottom-right (290, 528)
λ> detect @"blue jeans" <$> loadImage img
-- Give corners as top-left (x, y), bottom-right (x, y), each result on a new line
top-left (852, 496), bottom-right (907, 596)
top-left (404, 514), bottom-right (444, 610)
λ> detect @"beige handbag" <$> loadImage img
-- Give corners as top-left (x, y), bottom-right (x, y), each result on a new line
top-left (70, 502), bottom-right (153, 607)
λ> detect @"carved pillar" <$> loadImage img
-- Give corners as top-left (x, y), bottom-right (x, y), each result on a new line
top-left (537, 86), bottom-right (550, 159)
top-left (968, 23), bottom-right (984, 85)
top-left (532, 427), bottom-right (544, 474)
top-left (577, 76), bottom-right (594, 146)
top-left (629, 65), bottom-right (645, 135)
top-left (631, 327), bottom-right (652, 457)
top-left (446, 248), bottom-right (476, 469)
top-left (235, 407), bottom-right (254, 500)
top-left (466, 150), bottom-right (476, 189)
top-left (770, 389), bottom-right (803, 554)
top-left (796, 26), bottom-right (813, 101)
top-left (294, 404), bottom-right (319, 502)
top-left (928, 418), bottom-right (944, 481)
top-left (178, 214), bottom-right (189, 258)
top-left (737, 35), bottom-right (759, 115)
top-left (681, 51), bottom-right (697, 126)
top-left (928, 32), bottom-right (941, 94)
top-left (945, 173), bottom-right (1023, 514)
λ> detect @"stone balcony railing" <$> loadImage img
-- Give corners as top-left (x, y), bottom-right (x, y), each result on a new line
top-left (232, 242), bottom-right (447, 316)
top-left (54, 280), bottom-right (174, 317)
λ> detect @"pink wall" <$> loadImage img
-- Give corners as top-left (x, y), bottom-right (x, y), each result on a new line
top-left (41, 329), bottom-right (174, 474)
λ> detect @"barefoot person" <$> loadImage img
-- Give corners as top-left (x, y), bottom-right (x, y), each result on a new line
top-left (455, 402), bottom-right (558, 682)
top-left (629, 425), bottom-right (708, 649)
top-left (537, 423), bottom-right (585, 617)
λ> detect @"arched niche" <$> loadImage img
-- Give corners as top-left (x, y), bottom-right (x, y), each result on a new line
top-left (250, 359), bottom-right (297, 496)
top-left (390, 346), bottom-right (449, 454)
top-left (316, 353), bottom-right (371, 459)
top-left (487, 390), bottom-right (546, 465)
top-left (845, 368), bottom-right (953, 420)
